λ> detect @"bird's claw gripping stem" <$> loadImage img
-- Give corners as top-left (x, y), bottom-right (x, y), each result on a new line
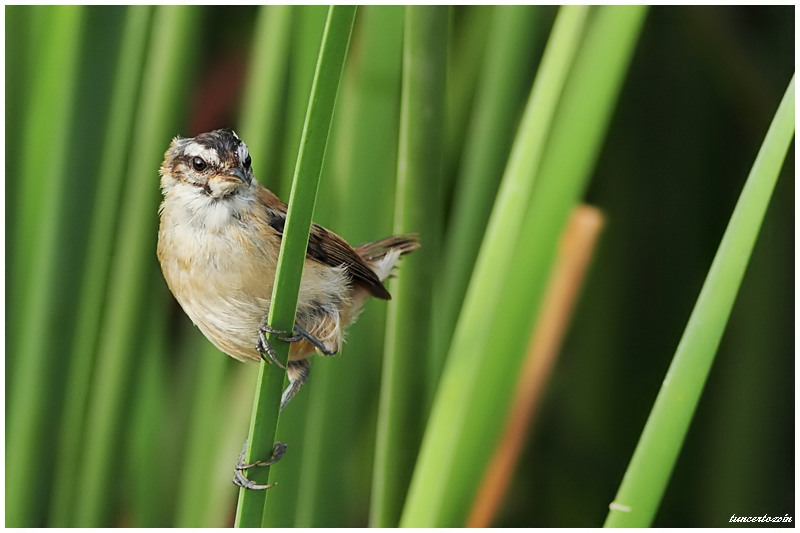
top-left (232, 441), bottom-right (287, 490)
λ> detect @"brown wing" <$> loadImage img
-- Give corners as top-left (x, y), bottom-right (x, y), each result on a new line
top-left (259, 187), bottom-right (391, 300)
top-left (308, 223), bottom-right (392, 300)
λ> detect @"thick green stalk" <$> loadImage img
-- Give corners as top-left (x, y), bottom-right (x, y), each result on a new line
top-left (10, 6), bottom-right (82, 305)
top-left (218, 6), bottom-right (300, 527)
top-left (401, 5), bottom-right (647, 526)
top-left (399, 7), bottom-right (588, 525)
top-left (238, 4), bottom-right (292, 183)
top-left (435, 5), bottom-right (540, 387)
top-left (48, 7), bottom-right (153, 525)
top-left (604, 75), bottom-right (795, 528)
top-left (233, 6), bottom-right (356, 527)
top-left (444, 5), bottom-right (492, 189)
top-left (127, 290), bottom-right (169, 527)
top-left (370, 5), bottom-right (448, 527)
top-left (4, 6), bottom-right (30, 315)
top-left (5, 7), bottom-right (85, 526)
top-left (173, 342), bottom-right (231, 526)
top-left (71, 6), bottom-right (200, 525)
top-left (291, 5), bottom-right (404, 527)
top-left (256, 8), bottom-right (333, 528)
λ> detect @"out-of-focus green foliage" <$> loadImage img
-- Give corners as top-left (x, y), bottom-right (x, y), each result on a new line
top-left (5, 5), bottom-right (793, 527)
top-left (605, 76), bottom-right (794, 528)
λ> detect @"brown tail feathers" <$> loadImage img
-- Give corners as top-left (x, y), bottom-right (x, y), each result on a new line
top-left (355, 234), bottom-right (420, 262)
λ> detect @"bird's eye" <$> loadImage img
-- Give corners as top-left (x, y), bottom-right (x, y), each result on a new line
top-left (191, 157), bottom-right (207, 172)
top-left (244, 155), bottom-right (252, 169)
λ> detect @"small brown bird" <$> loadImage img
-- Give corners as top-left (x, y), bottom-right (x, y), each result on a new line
top-left (157, 128), bottom-right (418, 410)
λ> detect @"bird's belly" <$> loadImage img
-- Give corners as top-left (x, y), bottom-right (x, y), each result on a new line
top-left (160, 225), bottom-right (275, 361)
top-left (159, 223), bottom-right (359, 363)
top-left (168, 259), bottom-right (270, 361)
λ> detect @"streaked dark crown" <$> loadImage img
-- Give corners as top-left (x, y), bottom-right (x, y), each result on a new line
top-left (192, 129), bottom-right (251, 167)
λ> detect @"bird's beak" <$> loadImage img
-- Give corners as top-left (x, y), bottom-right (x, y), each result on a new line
top-left (225, 167), bottom-right (251, 185)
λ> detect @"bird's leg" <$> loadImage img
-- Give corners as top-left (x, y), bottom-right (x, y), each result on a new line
top-left (232, 359), bottom-right (310, 489)
top-left (281, 359), bottom-right (310, 411)
top-left (233, 441), bottom-right (287, 490)
top-left (256, 321), bottom-right (287, 369)
top-left (256, 321), bottom-right (336, 366)
top-left (289, 323), bottom-right (337, 356)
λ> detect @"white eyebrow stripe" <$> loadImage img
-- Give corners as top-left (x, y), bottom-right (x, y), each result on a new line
top-left (184, 143), bottom-right (221, 165)
top-left (236, 142), bottom-right (250, 163)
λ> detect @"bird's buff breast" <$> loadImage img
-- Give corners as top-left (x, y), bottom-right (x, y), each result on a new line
top-left (158, 197), bottom-right (355, 363)
top-left (158, 205), bottom-right (278, 362)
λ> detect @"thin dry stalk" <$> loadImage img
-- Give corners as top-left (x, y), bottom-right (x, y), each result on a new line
top-left (467, 204), bottom-right (605, 527)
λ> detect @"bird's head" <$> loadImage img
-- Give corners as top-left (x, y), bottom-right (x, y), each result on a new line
top-left (160, 128), bottom-right (255, 200)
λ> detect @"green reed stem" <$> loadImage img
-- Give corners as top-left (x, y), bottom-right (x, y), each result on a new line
top-left (604, 75), bottom-right (795, 528)
top-left (234, 6), bottom-right (356, 527)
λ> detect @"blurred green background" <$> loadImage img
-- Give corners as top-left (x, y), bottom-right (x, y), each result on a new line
top-left (5, 5), bottom-right (794, 527)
